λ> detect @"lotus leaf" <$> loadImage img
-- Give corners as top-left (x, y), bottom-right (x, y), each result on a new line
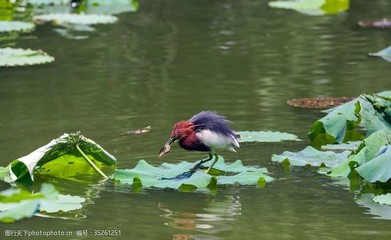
top-left (329, 130), bottom-right (391, 179)
top-left (9, 132), bottom-right (116, 184)
top-left (29, 0), bottom-right (139, 15)
top-left (114, 157), bottom-right (272, 191)
top-left (269, 0), bottom-right (349, 16)
top-left (0, 48), bottom-right (54, 67)
top-left (373, 193), bottom-right (391, 205)
top-left (321, 141), bottom-right (361, 151)
top-left (0, 21), bottom-right (35, 32)
top-left (237, 131), bottom-right (300, 142)
top-left (309, 92), bottom-right (391, 145)
top-left (33, 13), bottom-right (118, 25)
top-left (27, 0), bottom-right (68, 4)
top-left (369, 46), bottom-right (391, 63)
top-left (272, 146), bottom-right (351, 167)
top-left (355, 146), bottom-right (391, 182)
top-left (0, 183), bottom-right (85, 222)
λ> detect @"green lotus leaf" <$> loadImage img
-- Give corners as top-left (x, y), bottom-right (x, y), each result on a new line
top-left (373, 193), bottom-right (391, 205)
top-left (272, 146), bottom-right (351, 167)
top-left (28, 0), bottom-right (139, 15)
top-left (86, 0), bottom-right (139, 15)
top-left (0, 200), bottom-right (39, 223)
top-left (9, 132), bottom-right (116, 184)
top-left (369, 46), bottom-right (391, 63)
top-left (269, 0), bottom-right (349, 16)
top-left (0, 166), bottom-right (12, 183)
top-left (27, 0), bottom-right (68, 4)
top-left (0, 21), bottom-right (35, 32)
top-left (237, 131), bottom-right (300, 142)
top-left (33, 13), bottom-right (118, 25)
top-left (114, 157), bottom-right (273, 191)
top-left (321, 141), bottom-right (362, 151)
top-left (328, 130), bottom-right (391, 178)
top-left (309, 92), bottom-right (391, 145)
top-left (36, 184), bottom-right (85, 213)
top-left (355, 146), bottom-right (391, 183)
top-left (0, 48), bottom-right (54, 67)
top-left (0, 183), bottom-right (85, 222)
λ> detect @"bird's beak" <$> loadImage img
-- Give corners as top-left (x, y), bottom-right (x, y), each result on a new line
top-left (158, 137), bottom-right (176, 158)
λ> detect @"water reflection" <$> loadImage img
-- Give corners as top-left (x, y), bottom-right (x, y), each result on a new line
top-left (160, 195), bottom-right (241, 237)
top-left (356, 193), bottom-right (391, 220)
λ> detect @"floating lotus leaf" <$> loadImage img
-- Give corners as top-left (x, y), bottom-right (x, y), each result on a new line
top-left (9, 132), bottom-right (116, 184)
top-left (355, 146), bottom-right (391, 183)
top-left (268, 0), bottom-right (349, 16)
top-left (86, 0), bottom-right (139, 15)
top-left (33, 13), bottom-right (118, 25)
top-left (237, 131), bottom-right (300, 142)
top-left (308, 91), bottom-right (391, 146)
top-left (0, 48), bottom-right (54, 67)
top-left (114, 157), bottom-right (273, 191)
top-left (27, 0), bottom-right (69, 4)
top-left (0, 183), bottom-right (85, 222)
top-left (28, 0), bottom-right (139, 15)
top-left (369, 46), bottom-right (391, 63)
top-left (0, 21), bottom-right (35, 32)
top-left (321, 141), bottom-right (362, 151)
top-left (373, 193), bottom-right (391, 205)
top-left (328, 130), bottom-right (391, 179)
top-left (272, 146), bottom-right (351, 167)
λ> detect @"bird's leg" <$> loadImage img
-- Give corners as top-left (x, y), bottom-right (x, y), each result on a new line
top-left (205, 154), bottom-right (219, 174)
top-left (190, 153), bottom-right (213, 173)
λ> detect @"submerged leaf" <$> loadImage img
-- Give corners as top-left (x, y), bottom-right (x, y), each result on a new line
top-left (0, 48), bottom-right (54, 67)
top-left (114, 157), bottom-right (272, 191)
top-left (237, 131), bottom-right (300, 142)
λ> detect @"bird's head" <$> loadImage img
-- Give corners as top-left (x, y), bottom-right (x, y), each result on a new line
top-left (158, 120), bottom-right (194, 158)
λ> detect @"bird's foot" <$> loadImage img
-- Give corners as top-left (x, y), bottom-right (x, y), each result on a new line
top-left (189, 164), bottom-right (208, 173)
top-left (160, 171), bottom-right (194, 181)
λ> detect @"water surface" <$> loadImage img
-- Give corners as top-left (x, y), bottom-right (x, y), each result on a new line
top-left (1, 0), bottom-right (391, 239)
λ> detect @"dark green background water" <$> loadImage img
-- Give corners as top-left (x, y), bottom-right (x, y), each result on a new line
top-left (1, 0), bottom-right (391, 239)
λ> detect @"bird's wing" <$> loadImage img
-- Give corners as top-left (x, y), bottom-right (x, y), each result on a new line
top-left (190, 111), bottom-right (232, 135)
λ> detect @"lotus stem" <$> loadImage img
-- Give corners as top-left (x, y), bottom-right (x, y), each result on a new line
top-left (76, 143), bottom-right (108, 179)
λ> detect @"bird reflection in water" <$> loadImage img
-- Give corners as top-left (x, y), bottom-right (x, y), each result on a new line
top-left (159, 195), bottom-right (241, 239)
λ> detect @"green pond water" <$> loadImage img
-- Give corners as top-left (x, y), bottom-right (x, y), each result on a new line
top-left (2, 0), bottom-right (391, 239)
